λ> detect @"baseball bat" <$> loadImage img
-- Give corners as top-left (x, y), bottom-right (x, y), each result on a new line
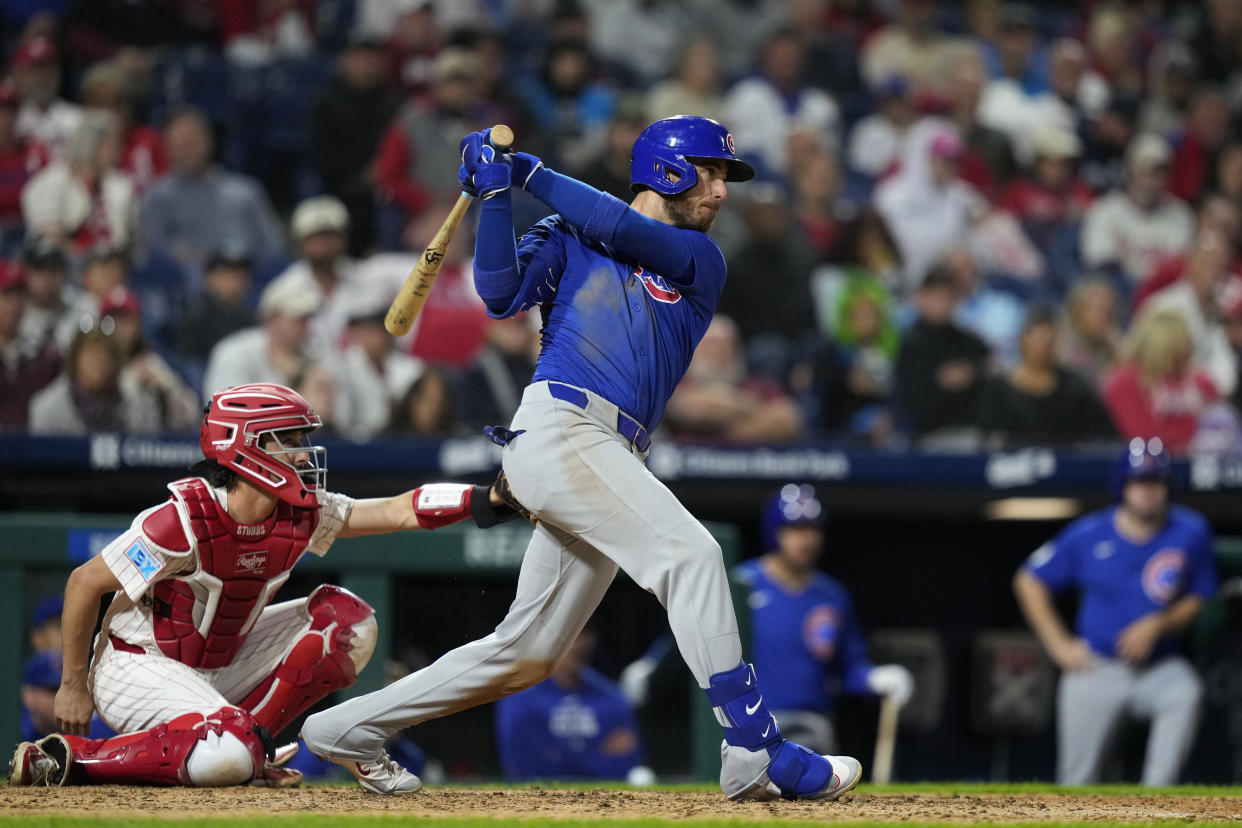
top-left (384, 123), bottom-right (515, 337)
top-left (872, 694), bottom-right (900, 784)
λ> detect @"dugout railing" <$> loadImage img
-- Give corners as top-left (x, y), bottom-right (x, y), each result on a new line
top-left (0, 513), bottom-right (743, 782)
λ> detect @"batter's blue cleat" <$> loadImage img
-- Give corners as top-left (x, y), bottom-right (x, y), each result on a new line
top-left (708, 662), bottom-right (863, 801)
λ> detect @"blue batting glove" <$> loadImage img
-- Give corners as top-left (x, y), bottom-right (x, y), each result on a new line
top-left (459, 131), bottom-right (487, 175)
top-left (508, 152), bottom-right (544, 190)
top-left (459, 131), bottom-right (512, 200)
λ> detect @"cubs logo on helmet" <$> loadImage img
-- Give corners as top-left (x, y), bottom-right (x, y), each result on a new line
top-left (629, 115), bottom-right (755, 196)
top-left (634, 265), bottom-right (681, 303)
top-left (1142, 548), bottom-right (1187, 604)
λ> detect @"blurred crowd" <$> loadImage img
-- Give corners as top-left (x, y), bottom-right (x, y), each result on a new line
top-left (3, 0), bottom-right (1242, 454)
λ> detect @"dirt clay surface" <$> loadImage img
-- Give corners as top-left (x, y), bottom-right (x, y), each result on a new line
top-left (3, 786), bottom-right (1242, 822)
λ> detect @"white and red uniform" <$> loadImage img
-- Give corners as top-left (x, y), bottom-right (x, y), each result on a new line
top-left (89, 476), bottom-right (361, 736)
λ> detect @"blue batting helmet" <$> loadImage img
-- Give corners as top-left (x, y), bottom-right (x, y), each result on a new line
top-left (629, 115), bottom-right (755, 196)
top-left (1111, 437), bottom-right (1172, 499)
top-left (760, 484), bottom-right (826, 552)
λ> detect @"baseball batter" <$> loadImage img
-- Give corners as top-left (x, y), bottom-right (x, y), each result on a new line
top-left (9, 383), bottom-right (517, 789)
top-left (302, 116), bottom-right (863, 801)
top-left (1014, 438), bottom-right (1217, 785)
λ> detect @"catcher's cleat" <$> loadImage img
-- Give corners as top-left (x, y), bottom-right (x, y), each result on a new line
top-left (250, 763), bottom-right (304, 788)
top-left (271, 742), bottom-right (299, 768)
top-left (9, 736), bottom-right (70, 786)
top-left (338, 751), bottom-right (422, 795)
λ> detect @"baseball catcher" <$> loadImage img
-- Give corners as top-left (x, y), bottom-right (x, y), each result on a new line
top-left (9, 382), bottom-right (517, 788)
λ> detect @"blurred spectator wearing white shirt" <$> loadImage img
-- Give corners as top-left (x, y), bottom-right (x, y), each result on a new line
top-left (334, 305), bottom-right (425, 442)
top-left (1142, 229), bottom-right (1238, 397)
top-left (202, 275), bottom-right (323, 400)
top-left (846, 77), bottom-right (913, 179)
top-left (21, 110), bottom-right (135, 255)
top-left (1081, 134), bottom-right (1195, 291)
top-left (12, 35), bottom-right (81, 162)
top-left (265, 196), bottom-right (364, 361)
top-left (724, 28), bottom-right (839, 179)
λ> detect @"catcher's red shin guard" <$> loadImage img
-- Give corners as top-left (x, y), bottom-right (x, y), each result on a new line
top-left (59, 708), bottom-right (266, 786)
top-left (241, 585), bottom-right (377, 735)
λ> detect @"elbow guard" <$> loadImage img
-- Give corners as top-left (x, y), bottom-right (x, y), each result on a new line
top-left (411, 484), bottom-right (474, 530)
top-left (412, 483), bottom-right (520, 530)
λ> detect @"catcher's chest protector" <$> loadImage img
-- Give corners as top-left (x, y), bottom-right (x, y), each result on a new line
top-left (152, 478), bottom-right (319, 669)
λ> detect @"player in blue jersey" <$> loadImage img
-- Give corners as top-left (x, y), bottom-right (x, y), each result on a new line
top-left (1014, 438), bottom-right (1217, 785)
top-left (494, 628), bottom-right (651, 783)
top-left (734, 485), bottom-right (913, 755)
top-left (302, 116), bottom-right (864, 801)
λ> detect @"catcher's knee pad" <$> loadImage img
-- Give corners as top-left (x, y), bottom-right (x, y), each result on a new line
top-left (244, 587), bottom-right (376, 734)
top-left (183, 708), bottom-right (268, 787)
top-left (307, 584), bottom-right (377, 673)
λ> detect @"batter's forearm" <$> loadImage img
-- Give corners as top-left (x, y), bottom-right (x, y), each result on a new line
top-left (474, 195), bottom-right (521, 314)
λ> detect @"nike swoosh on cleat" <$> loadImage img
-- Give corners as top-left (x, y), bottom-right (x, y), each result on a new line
top-left (761, 724), bottom-right (772, 738)
top-left (355, 764), bottom-right (371, 777)
top-left (745, 696), bottom-right (763, 716)
top-left (745, 673), bottom-right (753, 686)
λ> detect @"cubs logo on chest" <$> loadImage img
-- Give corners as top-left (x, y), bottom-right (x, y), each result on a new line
top-left (1142, 548), bottom-right (1187, 604)
top-left (634, 265), bottom-right (681, 304)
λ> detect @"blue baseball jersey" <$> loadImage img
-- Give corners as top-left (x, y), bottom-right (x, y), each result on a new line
top-left (476, 175), bottom-right (728, 431)
top-left (1023, 505), bottom-right (1218, 660)
top-left (494, 667), bottom-right (644, 781)
top-left (733, 559), bottom-right (875, 712)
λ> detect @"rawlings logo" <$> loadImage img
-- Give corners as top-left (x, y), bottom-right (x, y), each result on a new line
top-left (236, 524), bottom-right (267, 537)
top-left (237, 551), bottom-right (268, 573)
top-left (634, 265), bottom-right (681, 304)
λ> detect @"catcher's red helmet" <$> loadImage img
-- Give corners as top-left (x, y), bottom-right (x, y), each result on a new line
top-left (200, 383), bottom-right (326, 508)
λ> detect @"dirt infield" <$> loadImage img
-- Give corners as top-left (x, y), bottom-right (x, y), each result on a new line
top-left (3, 786), bottom-right (1242, 823)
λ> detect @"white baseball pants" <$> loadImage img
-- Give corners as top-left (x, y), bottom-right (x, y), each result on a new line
top-left (91, 596), bottom-right (314, 733)
top-left (302, 381), bottom-right (743, 762)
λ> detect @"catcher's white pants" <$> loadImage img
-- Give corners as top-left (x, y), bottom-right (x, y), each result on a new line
top-left (302, 381), bottom-right (743, 762)
top-left (91, 597), bottom-right (314, 734)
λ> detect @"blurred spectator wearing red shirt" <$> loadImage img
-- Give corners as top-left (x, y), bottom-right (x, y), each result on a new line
top-left (664, 315), bottom-right (804, 444)
top-left (1132, 195), bottom-right (1242, 314)
top-left (1001, 127), bottom-right (1092, 227)
top-left (1102, 309), bottom-right (1218, 454)
top-left (0, 77), bottom-right (48, 251)
top-left (11, 35), bottom-right (81, 163)
top-left (1141, 229), bottom-right (1238, 397)
top-left (1168, 89), bottom-right (1231, 203)
top-left (218, 0), bottom-right (316, 64)
top-left (0, 261), bottom-right (61, 429)
top-left (943, 48), bottom-right (1018, 198)
top-left (80, 61), bottom-right (166, 195)
top-left (382, 0), bottom-right (442, 98)
top-left (1000, 125), bottom-right (1092, 290)
top-left (372, 48), bottom-right (485, 245)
